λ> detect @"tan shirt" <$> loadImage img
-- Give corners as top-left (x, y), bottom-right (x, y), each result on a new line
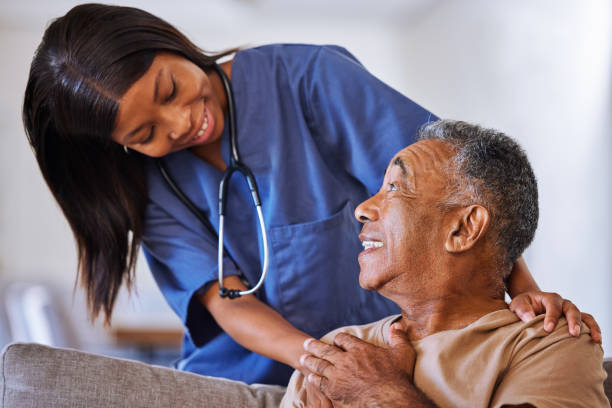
top-left (280, 309), bottom-right (609, 408)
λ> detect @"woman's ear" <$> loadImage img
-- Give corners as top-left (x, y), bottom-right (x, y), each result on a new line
top-left (444, 205), bottom-right (490, 253)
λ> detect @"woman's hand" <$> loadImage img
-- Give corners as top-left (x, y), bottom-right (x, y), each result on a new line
top-left (200, 275), bottom-right (311, 369)
top-left (509, 291), bottom-right (602, 343)
top-left (506, 256), bottom-right (601, 343)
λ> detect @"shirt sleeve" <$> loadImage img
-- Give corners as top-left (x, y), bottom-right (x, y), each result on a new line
top-left (490, 322), bottom-right (609, 408)
top-left (142, 198), bottom-right (241, 347)
top-left (304, 45), bottom-right (438, 195)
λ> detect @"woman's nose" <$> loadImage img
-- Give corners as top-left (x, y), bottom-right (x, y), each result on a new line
top-left (161, 104), bottom-right (192, 140)
top-left (354, 195), bottom-right (380, 223)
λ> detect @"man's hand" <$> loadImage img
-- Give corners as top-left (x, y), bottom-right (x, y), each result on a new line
top-left (300, 323), bottom-right (437, 407)
top-left (303, 367), bottom-right (333, 408)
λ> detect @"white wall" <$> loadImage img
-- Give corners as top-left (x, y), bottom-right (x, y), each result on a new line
top-left (1, 0), bottom-right (610, 352)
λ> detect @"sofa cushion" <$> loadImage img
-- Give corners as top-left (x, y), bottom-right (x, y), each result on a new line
top-left (1, 342), bottom-right (285, 408)
top-left (2, 343), bottom-right (611, 406)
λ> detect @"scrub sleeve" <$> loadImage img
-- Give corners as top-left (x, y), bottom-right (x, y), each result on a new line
top-left (142, 44), bottom-right (436, 386)
top-left (304, 45), bottom-right (436, 195)
top-left (142, 198), bottom-right (241, 346)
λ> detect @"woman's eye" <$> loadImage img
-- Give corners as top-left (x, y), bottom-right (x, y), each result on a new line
top-left (388, 183), bottom-right (398, 192)
top-left (140, 125), bottom-right (155, 145)
top-left (164, 77), bottom-right (177, 103)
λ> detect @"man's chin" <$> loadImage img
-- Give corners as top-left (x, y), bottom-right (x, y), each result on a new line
top-left (358, 271), bottom-right (383, 292)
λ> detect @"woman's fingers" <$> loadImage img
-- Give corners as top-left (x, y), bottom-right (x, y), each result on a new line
top-left (508, 292), bottom-right (602, 343)
top-left (540, 293), bottom-right (564, 332)
top-left (581, 313), bottom-right (602, 343)
top-left (561, 300), bottom-right (581, 336)
top-left (509, 294), bottom-right (537, 322)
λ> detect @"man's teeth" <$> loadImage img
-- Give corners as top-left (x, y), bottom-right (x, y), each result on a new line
top-left (195, 114), bottom-right (209, 138)
top-left (362, 241), bottom-right (383, 250)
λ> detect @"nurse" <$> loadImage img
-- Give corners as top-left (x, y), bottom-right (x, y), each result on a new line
top-left (23, 4), bottom-right (600, 386)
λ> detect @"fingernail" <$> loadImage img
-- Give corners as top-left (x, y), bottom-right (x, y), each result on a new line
top-left (526, 312), bottom-right (536, 321)
top-left (299, 354), bottom-right (308, 366)
top-left (303, 338), bottom-right (313, 350)
top-left (307, 373), bottom-right (315, 384)
top-left (545, 322), bottom-right (554, 332)
top-left (574, 324), bottom-right (581, 335)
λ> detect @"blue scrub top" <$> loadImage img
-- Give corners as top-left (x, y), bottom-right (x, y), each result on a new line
top-left (142, 44), bottom-right (437, 385)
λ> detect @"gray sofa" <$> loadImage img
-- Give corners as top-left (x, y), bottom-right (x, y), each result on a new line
top-left (1, 342), bottom-right (611, 407)
top-left (0, 343), bottom-right (284, 407)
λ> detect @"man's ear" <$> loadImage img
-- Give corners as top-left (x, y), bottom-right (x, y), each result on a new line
top-left (444, 205), bottom-right (490, 253)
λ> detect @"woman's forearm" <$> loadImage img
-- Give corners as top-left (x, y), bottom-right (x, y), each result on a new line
top-left (200, 259), bottom-right (542, 365)
top-left (199, 275), bottom-right (309, 369)
top-left (506, 256), bottom-right (540, 298)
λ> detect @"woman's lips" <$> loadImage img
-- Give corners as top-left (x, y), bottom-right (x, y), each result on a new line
top-left (192, 110), bottom-right (209, 141)
top-left (187, 102), bottom-right (214, 146)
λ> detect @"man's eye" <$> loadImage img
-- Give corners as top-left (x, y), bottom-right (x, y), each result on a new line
top-left (388, 183), bottom-right (398, 192)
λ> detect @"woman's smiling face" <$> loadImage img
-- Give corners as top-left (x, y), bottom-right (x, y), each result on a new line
top-left (112, 53), bottom-right (225, 157)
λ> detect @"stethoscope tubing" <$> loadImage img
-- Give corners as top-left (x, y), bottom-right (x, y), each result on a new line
top-left (156, 63), bottom-right (269, 299)
top-left (217, 204), bottom-right (269, 297)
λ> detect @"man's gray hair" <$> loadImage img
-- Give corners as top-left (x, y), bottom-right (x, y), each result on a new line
top-left (418, 120), bottom-right (539, 271)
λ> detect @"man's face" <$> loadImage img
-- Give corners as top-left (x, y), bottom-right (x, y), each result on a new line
top-left (354, 140), bottom-right (455, 294)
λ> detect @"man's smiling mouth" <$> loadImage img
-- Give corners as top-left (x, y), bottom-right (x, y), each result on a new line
top-left (362, 240), bottom-right (384, 250)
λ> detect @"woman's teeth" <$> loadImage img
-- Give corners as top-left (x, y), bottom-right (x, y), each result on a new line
top-left (195, 113), bottom-right (209, 139)
top-left (362, 241), bottom-right (383, 250)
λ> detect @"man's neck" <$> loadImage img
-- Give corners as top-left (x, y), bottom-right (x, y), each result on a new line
top-left (397, 294), bottom-right (508, 341)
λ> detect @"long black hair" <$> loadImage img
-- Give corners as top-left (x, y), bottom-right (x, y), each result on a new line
top-left (23, 3), bottom-right (236, 323)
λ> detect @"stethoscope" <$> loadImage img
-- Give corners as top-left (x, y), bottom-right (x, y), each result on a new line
top-left (156, 64), bottom-right (269, 299)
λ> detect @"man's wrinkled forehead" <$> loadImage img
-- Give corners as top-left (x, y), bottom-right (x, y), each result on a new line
top-left (385, 140), bottom-right (455, 190)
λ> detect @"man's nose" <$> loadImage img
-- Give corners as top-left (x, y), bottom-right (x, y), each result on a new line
top-left (354, 195), bottom-right (380, 223)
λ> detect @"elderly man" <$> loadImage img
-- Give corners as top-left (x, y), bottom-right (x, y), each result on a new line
top-left (281, 120), bottom-right (608, 407)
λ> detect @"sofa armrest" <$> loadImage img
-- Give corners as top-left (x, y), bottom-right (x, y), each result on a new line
top-left (604, 358), bottom-right (612, 403)
top-left (1, 342), bottom-right (284, 407)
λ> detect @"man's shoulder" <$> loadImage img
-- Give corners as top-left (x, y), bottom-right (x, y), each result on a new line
top-left (320, 314), bottom-right (402, 348)
top-left (461, 309), bottom-right (600, 360)
top-left (412, 309), bottom-right (607, 408)
top-left (487, 313), bottom-right (608, 407)
top-left (505, 313), bottom-right (602, 366)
